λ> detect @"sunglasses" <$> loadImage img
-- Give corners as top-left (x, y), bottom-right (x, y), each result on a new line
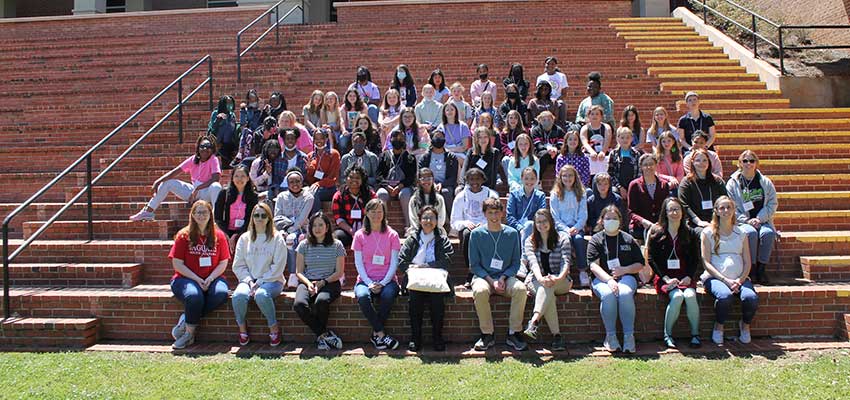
top-left (199, 144), bottom-right (213, 150)
top-left (252, 213), bottom-right (268, 219)
top-left (741, 159), bottom-right (757, 164)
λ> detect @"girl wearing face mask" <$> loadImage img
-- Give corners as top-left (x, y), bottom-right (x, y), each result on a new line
top-left (499, 84), bottom-right (529, 134)
top-left (208, 95), bottom-right (238, 167)
top-left (131, 136), bottom-right (223, 222)
top-left (587, 205), bottom-right (644, 354)
top-left (503, 63), bottom-right (530, 101)
top-left (376, 129), bottom-right (418, 230)
top-left (502, 133), bottom-right (539, 193)
top-left (527, 81), bottom-right (559, 128)
top-left (390, 64), bottom-right (417, 108)
top-left (647, 198), bottom-right (702, 349)
top-left (305, 128), bottom-right (341, 216)
top-left (230, 202), bottom-right (287, 347)
top-left (530, 111), bottom-right (565, 175)
top-left (470, 63), bottom-right (498, 108)
top-left (214, 165), bottom-right (259, 252)
top-left (240, 89), bottom-right (266, 134)
top-left (419, 129), bottom-right (458, 221)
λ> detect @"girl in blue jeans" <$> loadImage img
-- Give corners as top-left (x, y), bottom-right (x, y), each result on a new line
top-left (168, 200), bottom-right (231, 350)
top-left (587, 205), bottom-right (644, 354)
top-left (353, 199), bottom-right (402, 350)
top-left (231, 202), bottom-right (287, 347)
top-left (700, 196), bottom-right (758, 345)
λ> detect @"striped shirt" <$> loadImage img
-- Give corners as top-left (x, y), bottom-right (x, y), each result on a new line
top-left (296, 239), bottom-right (346, 280)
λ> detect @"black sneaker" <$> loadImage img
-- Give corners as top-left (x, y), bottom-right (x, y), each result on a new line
top-left (506, 333), bottom-right (528, 351)
top-left (689, 335), bottom-right (702, 348)
top-left (371, 335), bottom-right (387, 350)
top-left (473, 334), bottom-right (495, 351)
top-left (408, 341), bottom-right (420, 352)
top-left (551, 334), bottom-right (566, 351)
top-left (381, 334), bottom-right (399, 350)
top-left (433, 338), bottom-right (446, 352)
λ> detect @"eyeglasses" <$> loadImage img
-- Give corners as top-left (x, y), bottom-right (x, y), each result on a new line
top-left (420, 215), bottom-right (436, 221)
top-left (199, 144), bottom-right (213, 150)
top-left (667, 208), bottom-right (682, 213)
top-left (741, 159), bottom-right (757, 164)
top-left (419, 176), bottom-right (434, 182)
top-left (252, 213), bottom-right (268, 219)
top-left (193, 210), bottom-right (210, 216)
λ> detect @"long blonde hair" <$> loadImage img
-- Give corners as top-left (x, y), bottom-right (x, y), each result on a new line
top-left (647, 106), bottom-right (675, 135)
top-left (320, 91), bottom-right (341, 126)
top-left (709, 195), bottom-right (735, 255)
top-left (305, 90), bottom-right (324, 115)
top-left (177, 200), bottom-right (217, 247)
top-left (552, 164), bottom-right (585, 202)
top-left (248, 202), bottom-right (276, 242)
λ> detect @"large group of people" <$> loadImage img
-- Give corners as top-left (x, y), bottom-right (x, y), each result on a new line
top-left (132, 59), bottom-right (779, 352)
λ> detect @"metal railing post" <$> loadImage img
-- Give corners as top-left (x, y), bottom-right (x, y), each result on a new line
top-left (177, 79), bottom-right (184, 144)
top-left (208, 58), bottom-right (214, 113)
top-left (86, 155), bottom-right (93, 241)
top-left (237, 36), bottom-right (242, 83)
top-left (275, 4), bottom-right (280, 45)
top-left (302, 0), bottom-right (305, 24)
top-left (752, 14), bottom-right (758, 57)
top-left (3, 224), bottom-right (9, 319)
top-left (702, 0), bottom-right (707, 23)
top-left (779, 27), bottom-right (785, 75)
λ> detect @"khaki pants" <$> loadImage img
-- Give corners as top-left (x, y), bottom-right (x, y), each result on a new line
top-left (531, 277), bottom-right (573, 335)
top-left (472, 277), bottom-right (528, 334)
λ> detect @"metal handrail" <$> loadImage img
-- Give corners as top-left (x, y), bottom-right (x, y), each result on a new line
top-left (690, 0), bottom-right (850, 75)
top-left (236, 0), bottom-right (304, 82)
top-left (2, 55), bottom-right (215, 319)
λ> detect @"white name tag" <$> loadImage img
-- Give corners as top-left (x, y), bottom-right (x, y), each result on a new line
top-left (489, 258), bottom-right (504, 271)
top-left (743, 201), bottom-right (754, 211)
top-left (351, 209), bottom-right (362, 220)
top-left (475, 159), bottom-right (487, 169)
top-left (701, 200), bottom-right (713, 210)
top-left (314, 170), bottom-right (324, 179)
top-left (199, 257), bottom-right (212, 267)
top-left (507, 141), bottom-right (516, 150)
top-left (607, 258), bottom-right (621, 269)
top-left (371, 254), bottom-right (385, 265)
top-left (667, 259), bottom-right (681, 270)
top-left (234, 219), bottom-right (244, 228)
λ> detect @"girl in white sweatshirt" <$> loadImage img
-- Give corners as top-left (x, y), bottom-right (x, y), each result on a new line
top-left (231, 202), bottom-right (288, 347)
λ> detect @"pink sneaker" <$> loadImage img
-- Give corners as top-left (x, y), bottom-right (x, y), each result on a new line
top-left (269, 331), bottom-right (281, 347)
top-left (238, 332), bottom-right (250, 346)
top-left (129, 209), bottom-right (154, 221)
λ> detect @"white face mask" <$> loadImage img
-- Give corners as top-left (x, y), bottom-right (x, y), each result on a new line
top-left (285, 145), bottom-right (297, 152)
top-left (603, 219), bottom-right (619, 234)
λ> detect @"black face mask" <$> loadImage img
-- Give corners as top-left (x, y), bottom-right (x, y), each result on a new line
top-left (431, 137), bottom-right (446, 148)
top-left (479, 73), bottom-right (488, 80)
top-left (507, 92), bottom-right (519, 99)
top-left (391, 140), bottom-right (406, 150)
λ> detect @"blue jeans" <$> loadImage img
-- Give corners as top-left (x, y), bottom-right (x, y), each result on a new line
top-left (354, 281), bottom-right (400, 333)
top-left (515, 220), bottom-right (534, 248)
top-left (738, 222), bottom-right (776, 265)
top-left (232, 281), bottom-right (283, 327)
top-left (591, 275), bottom-right (637, 335)
top-left (570, 233), bottom-right (589, 271)
top-left (334, 130), bottom-right (351, 154)
top-left (367, 104), bottom-right (379, 125)
top-left (705, 277), bottom-right (758, 324)
top-left (170, 276), bottom-right (229, 326)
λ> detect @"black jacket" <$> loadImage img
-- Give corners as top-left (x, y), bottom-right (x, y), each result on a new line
top-left (398, 230), bottom-right (455, 296)
top-left (377, 150), bottom-right (417, 189)
top-left (418, 151), bottom-right (458, 190)
top-left (214, 185), bottom-right (259, 237)
top-left (646, 224), bottom-right (701, 280)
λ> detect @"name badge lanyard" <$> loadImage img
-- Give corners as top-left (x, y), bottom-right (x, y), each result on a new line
top-left (351, 195), bottom-right (363, 230)
top-left (314, 147), bottom-right (326, 177)
top-left (689, 112), bottom-right (704, 136)
top-left (667, 235), bottom-right (681, 270)
top-left (604, 234), bottom-right (620, 267)
top-left (371, 233), bottom-right (386, 266)
top-left (697, 182), bottom-right (713, 209)
top-left (521, 193), bottom-right (536, 221)
top-left (489, 229), bottom-right (504, 267)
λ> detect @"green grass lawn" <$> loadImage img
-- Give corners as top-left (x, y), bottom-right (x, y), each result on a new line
top-left (1, 350), bottom-right (849, 399)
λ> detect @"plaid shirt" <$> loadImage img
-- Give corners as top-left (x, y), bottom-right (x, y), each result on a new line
top-left (332, 187), bottom-right (376, 230)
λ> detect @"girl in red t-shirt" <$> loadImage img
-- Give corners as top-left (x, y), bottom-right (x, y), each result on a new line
top-left (168, 200), bottom-right (231, 349)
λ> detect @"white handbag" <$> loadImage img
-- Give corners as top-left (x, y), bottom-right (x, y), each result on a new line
top-left (406, 267), bottom-right (450, 293)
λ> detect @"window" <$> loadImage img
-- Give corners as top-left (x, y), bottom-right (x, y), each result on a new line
top-left (208, 1), bottom-right (238, 8)
top-left (106, 0), bottom-right (126, 13)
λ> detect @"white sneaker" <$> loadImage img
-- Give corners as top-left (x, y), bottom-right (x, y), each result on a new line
top-left (739, 321), bottom-right (751, 344)
top-left (171, 314), bottom-right (186, 340)
top-left (129, 209), bottom-right (155, 221)
top-left (579, 271), bottom-right (591, 288)
top-left (622, 334), bottom-right (636, 353)
top-left (172, 331), bottom-right (195, 349)
top-left (603, 334), bottom-right (621, 352)
top-left (712, 328), bottom-right (724, 345)
top-left (317, 335), bottom-right (330, 351)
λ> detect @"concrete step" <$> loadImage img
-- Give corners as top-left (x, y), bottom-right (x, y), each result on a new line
top-left (776, 191), bottom-right (850, 211)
